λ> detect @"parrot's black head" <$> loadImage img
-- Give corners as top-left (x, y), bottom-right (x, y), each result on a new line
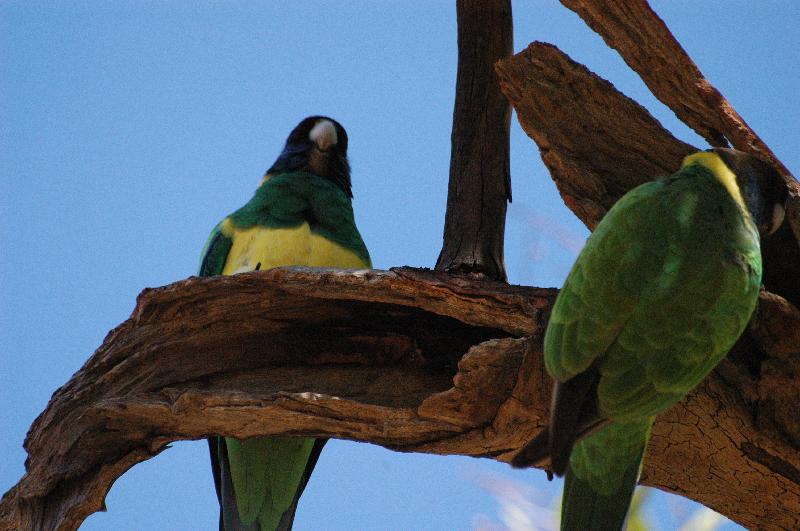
top-left (711, 148), bottom-right (787, 237)
top-left (266, 116), bottom-right (352, 197)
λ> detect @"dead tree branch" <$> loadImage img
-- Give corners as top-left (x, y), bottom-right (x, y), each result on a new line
top-left (436, 0), bottom-right (513, 281)
top-left (495, 41), bottom-right (800, 306)
top-left (559, 0), bottom-right (788, 174)
top-left (0, 268), bottom-right (553, 531)
top-left (1, 268), bottom-right (799, 530)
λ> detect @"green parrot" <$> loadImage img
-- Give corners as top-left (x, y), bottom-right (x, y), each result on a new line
top-left (200, 116), bottom-right (371, 531)
top-left (512, 148), bottom-right (786, 530)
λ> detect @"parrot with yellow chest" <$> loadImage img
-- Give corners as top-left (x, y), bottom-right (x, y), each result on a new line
top-left (200, 116), bottom-right (370, 530)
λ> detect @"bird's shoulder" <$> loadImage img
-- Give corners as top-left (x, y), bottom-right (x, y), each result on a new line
top-left (225, 171), bottom-right (350, 229)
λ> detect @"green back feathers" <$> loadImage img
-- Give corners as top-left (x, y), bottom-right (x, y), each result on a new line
top-left (545, 163), bottom-right (761, 419)
top-left (522, 154), bottom-right (770, 531)
top-left (228, 171), bottom-right (370, 264)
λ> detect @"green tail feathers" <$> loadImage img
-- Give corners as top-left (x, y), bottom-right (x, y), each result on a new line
top-left (560, 419), bottom-right (652, 531)
top-left (561, 454), bottom-right (640, 531)
top-left (210, 436), bottom-right (326, 531)
top-left (226, 437), bottom-right (316, 530)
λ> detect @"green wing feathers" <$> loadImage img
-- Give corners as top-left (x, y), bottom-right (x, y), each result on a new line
top-left (199, 221), bottom-right (233, 277)
top-left (544, 181), bottom-right (665, 382)
top-left (546, 168), bottom-right (761, 421)
top-left (526, 161), bottom-right (764, 530)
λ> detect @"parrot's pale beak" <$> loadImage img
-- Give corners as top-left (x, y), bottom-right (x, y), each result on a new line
top-left (768, 202), bottom-right (786, 235)
top-left (309, 119), bottom-right (338, 152)
top-left (307, 119), bottom-right (338, 176)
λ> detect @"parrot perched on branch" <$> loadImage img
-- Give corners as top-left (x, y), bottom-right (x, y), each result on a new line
top-left (199, 116), bottom-right (371, 531)
top-left (512, 148), bottom-right (786, 530)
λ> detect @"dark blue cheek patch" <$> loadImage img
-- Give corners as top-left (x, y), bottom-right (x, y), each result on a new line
top-left (267, 141), bottom-right (313, 174)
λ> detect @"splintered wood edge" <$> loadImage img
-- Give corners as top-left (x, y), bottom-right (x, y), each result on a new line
top-left (559, 0), bottom-right (791, 176)
top-left (495, 41), bottom-right (697, 230)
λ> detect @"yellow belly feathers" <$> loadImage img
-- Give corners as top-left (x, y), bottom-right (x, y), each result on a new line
top-left (220, 219), bottom-right (368, 275)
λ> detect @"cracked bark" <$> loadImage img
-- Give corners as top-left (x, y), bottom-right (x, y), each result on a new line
top-left (435, 0), bottom-right (512, 281)
top-left (495, 41), bottom-right (800, 307)
top-left (0, 268), bottom-right (556, 530)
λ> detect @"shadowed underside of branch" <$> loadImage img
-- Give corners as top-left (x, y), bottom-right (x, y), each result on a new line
top-left (0, 268), bottom-right (554, 531)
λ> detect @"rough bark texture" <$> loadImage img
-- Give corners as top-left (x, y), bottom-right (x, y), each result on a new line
top-left (559, 0), bottom-right (789, 175)
top-left (0, 267), bottom-right (553, 531)
top-left (435, 0), bottom-right (513, 281)
top-left (495, 42), bottom-right (800, 307)
top-left (558, 0), bottom-right (800, 305)
top-left (1, 268), bottom-right (799, 530)
top-left (496, 41), bottom-right (696, 231)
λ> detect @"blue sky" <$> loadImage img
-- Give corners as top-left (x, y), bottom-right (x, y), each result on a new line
top-left (2, 1), bottom-right (797, 529)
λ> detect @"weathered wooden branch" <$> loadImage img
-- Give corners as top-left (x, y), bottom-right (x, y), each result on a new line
top-left (557, 0), bottom-right (800, 305)
top-left (496, 41), bottom-right (696, 231)
top-left (436, 0), bottom-right (513, 281)
top-left (495, 42), bottom-right (800, 306)
top-left (0, 268), bottom-right (552, 531)
top-left (1, 268), bottom-right (799, 530)
top-left (559, 0), bottom-right (788, 175)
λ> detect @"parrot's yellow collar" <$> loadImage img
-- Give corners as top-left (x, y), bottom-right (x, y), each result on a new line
top-left (682, 152), bottom-right (746, 212)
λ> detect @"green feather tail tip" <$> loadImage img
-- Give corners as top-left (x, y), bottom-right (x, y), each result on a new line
top-left (226, 436), bottom-right (316, 530)
top-left (561, 456), bottom-right (640, 531)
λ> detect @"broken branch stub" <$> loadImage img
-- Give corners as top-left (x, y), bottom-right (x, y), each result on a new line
top-left (436, 0), bottom-right (513, 280)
